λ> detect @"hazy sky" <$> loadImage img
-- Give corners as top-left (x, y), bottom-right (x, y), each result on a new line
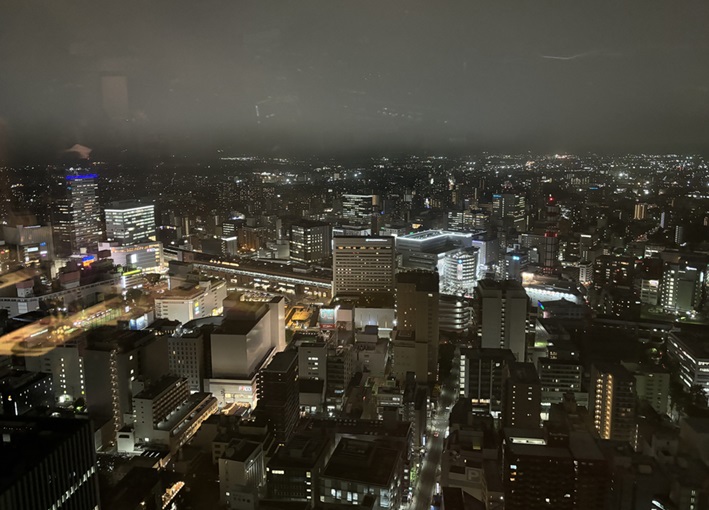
top-left (1, 0), bottom-right (708, 161)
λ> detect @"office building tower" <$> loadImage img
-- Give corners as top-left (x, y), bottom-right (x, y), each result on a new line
top-left (578, 260), bottom-right (593, 285)
top-left (332, 236), bottom-right (396, 297)
top-left (298, 341), bottom-right (327, 380)
top-left (290, 220), bottom-right (332, 264)
top-left (266, 434), bottom-right (334, 504)
top-left (537, 358), bottom-right (583, 407)
top-left (257, 349), bottom-right (299, 446)
top-left (441, 248), bottom-right (479, 295)
top-left (492, 193), bottom-right (526, 231)
top-left (667, 331), bottom-right (709, 395)
top-left (342, 194), bottom-right (377, 224)
top-left (659, 261), bottom-right (704, 314)
top-left (168, 329), bottom-right (206, 393)
top-left (634, 203), bottom-right (647, 220)
top-left (447, 209), bottom-right (487, 232)
top-left (396, 271), bottom-right (440, 383)
top-left (391, 330), bottom-right (425, 383)
top-left (325, 345), bottom-right (354, 411)
top-left (502, 428), bottom-right (608, 510)
top-left (128, 376), bottom-right (216, 453)
top-left (542, 196), bottom-right (560, 275)
top-left (459, 347), bottom-right (515, 414)
top-left (0, 416), bottom-right (100, 510)
top-left (503, 249), bottom-right (528, 282)
top-left (52, 171), bottom-right (102, 256)
top-left (621, 362), bottom-right (670, 416)
top-left (590, 363), bottom-right (637, 447)
top-left (219, 439), bottom-right (266, 510)
top-left (502, 362), bottom-right (541, 429)
top-left (82, 327), bottom-right (169, 435)
top-left (473, 279), bottom-right (530, 362)
top-left (104, 200), bottom-right (156, 245)
top-left (24, 336), bottom-right (86, 404)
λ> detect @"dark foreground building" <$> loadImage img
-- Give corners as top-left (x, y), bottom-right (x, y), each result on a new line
top-left (0, 416), bottom-right (100, 510)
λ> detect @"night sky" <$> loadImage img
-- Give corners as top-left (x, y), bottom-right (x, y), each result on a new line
top-left (1, 0), bottom-right (708, 161)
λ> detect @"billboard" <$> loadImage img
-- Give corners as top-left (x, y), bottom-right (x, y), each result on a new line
top-left (319, 307), bottom-right (336, 330)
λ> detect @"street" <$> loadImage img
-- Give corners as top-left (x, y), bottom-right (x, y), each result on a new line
top-left (409, 366), bottom-right (458, 510)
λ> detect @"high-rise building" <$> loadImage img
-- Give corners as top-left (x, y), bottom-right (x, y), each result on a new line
top-left (219, 439), bottom-right (266, 510)
top-left (537, 358), bottom-right (583, 407)
top-left (473, 279), bottom-right (530, 362)
top-left (396, 271), bottom-right (439, 383)
top-left (659, 261), bottom-right (704, 314)
top-left (168, 329), bottom-right (207, 393)
top-left (332, 236), bottom-right (396, 297)
top-left (297, 341), bottom-right (327, 381)
top-left (24, 336), bottom-right (86, 404)
top-left (266, 434), bottom-right (333, 504)
top-left (52, 171), bottom-right (102, 256)
top-left (78, 327), bottom-right (169, 436)
top-left (501, 362), bottom-right (541, 429)
top-left (0, 416), bottom-right (100, 510)
top-left (129, 375), bottom-right (217, 453)
top-left (290, 220), bottom-right (332, 264)
top-left (590, 363), bottom-right (637, 448)
top-left (342, 194), bottom-right (377, 224)
top-left (502, 428), bottom-right (608, 510)
top-left (459, 347), bottom-right (516, 414)
top-left (542, 196), bottom-right (560, 275)
top-left (666, 330), bottom-right (709, 395)
top-left (104, 200), bottom-right (156, 245)
top-left (492, 193), bottom-right (526, 231)
top-left (257, 349), bottom-right (299, 446)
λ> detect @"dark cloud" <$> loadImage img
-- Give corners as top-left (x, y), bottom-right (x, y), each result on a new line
top-left (1, 0), bottom-right (708, 161)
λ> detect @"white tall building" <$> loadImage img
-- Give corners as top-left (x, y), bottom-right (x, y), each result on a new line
top-left (660, 262), bottom-right (704, 314)
top-left (104, 200), bottom-right (156, 245)
top-left (154, 279), bottom-right (227, 324)
top-left (206, 297), bottom-right (286, 408)
top-left (473, 279), bottom-right (529, 362)
top-left (442, 248), bottom-right (479, 295)
top-left (332, 236), bottom-right (396, 296)
top-left (130, 376), bottom-right (217, 453)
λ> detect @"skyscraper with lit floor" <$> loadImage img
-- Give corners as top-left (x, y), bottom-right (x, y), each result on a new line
top-left (52, 170), bottom-right (102, 256)
top-left (104, 200), bottom-right (156, 245)
top-left (332, 236), bottom-right (396, 297)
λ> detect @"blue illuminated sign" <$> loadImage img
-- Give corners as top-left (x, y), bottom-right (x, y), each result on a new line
top-left (65, 174), bottom-right (98, 181)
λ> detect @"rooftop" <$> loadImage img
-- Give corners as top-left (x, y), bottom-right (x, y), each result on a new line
top-left (322, 438), bottom-right (400, 487)
top-left (134, 376), bottom-right (185, 401)
top-left (222, 438), bottom-right (261, 462)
